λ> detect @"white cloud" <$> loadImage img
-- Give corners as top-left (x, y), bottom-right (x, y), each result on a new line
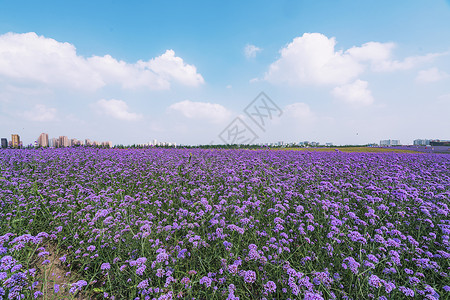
top-left (345, 41), bottom-right (394, 64)
top-left (264, 33), bottom-right (446, 86)
top-left (22, 104), bottom-right (57, 122)
top-left (136, 50), bottom-right (204, 87)
top-left (437, 93), bottom-right (450, 103)
top-left (265, 33), bottom-right (364, 86)
top-left (416, 67), bottom-right (448, 83)
top-left (0, 32), bottom-right (103, 90)
top-left (372, 53), bottom-right (445, 72)
top-left (94, 99), bottom-right (143, 121)
top-left (244, 44), bottom-right (262, 58)
top-left (331, 80), bottom-right (374, 106)
top-left (0, 32), bottom-right (204, 91)
top-left (284, 102), bottom-right (316, 121)
top-left (168, 100), bottom-right (232, 123)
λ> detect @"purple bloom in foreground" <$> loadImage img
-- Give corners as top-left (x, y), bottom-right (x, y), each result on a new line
top-left (34, 291), bottom-right (44, 298)
top-left (304, 291), bottom-right (324, 300)
top-left (200, 276), bottom-right (212, 287)
top-left (399, 286), bottom-right (415, 297)
top-left (344, 257), bottom-right (360, 274)
top-left (156, 251), bottom-right (169, 263)
top-left (368, 275), bottom-right (383, 288)
top-left (69, 280), bottom-right (87, 294)
top-left (101, 263), bottom-right (111, 270)
top-left (264, 280), bottom-right (276, 293)
top-left (228, 264), bottom-right (238, 275)
top-left (136, 265), bottom-right (146, 275)
top-left (244, 270), bottom-right (256, 283)
top-left (137, 279), bottom-right (148, 289)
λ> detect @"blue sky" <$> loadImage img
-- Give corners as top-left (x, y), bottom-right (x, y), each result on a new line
top-left (0, 0), bottom-right (449, 146)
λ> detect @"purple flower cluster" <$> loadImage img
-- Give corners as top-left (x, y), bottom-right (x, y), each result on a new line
top-left (0, 148), bottom-right (449, 299)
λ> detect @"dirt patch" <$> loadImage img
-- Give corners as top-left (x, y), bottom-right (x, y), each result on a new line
top-left (32, 242), bottom-right (90, 300)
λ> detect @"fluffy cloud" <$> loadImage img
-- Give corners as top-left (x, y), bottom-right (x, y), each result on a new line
top-left (94, 99), bottom-right (143, 121)
top-left (0, 32), bottom-right (102, 90)
top-left (0, 32), bottom-right (204, 91)
top-left (22, 104), bottom-right (57, 122)
top-left (244, 44), bottom-right (262, 58)
top-left (372, 53), bottom-right (444, 72)
top-left (284, 102), bottom-right (316, 121)
top-left (264, 33), bottom-right (444, 86)
top-left (416, 67), bottom-right (448, 83)
top-left (331, 80), bottom-right (374, 106)
top-left (265, 33), bottom-right (362, 85)
top-left (168, 100), bottom-right (232, 123)
top-left (437, 93), bottom-right (450, 103)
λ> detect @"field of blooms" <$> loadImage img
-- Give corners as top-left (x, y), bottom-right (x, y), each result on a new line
top-left (0, 148), bottom-right (449, 300)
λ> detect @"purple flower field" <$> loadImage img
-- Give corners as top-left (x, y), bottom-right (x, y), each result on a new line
top-left (0, 148), bottom-right (449, 299)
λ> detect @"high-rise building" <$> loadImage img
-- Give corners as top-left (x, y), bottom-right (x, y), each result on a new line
top-left (59, 136), bottom-right (69, 147)
top-left (37, 133), bottom-right (49, 147)
top-left (11, 134), bottom-right (20, 148)
top-left (380, 139), bottom-right (401, 146)
top-left (1, 138), bottom-right (7, 148)
top-left (413, 139), bottom-right (431, 146)
top-left (50, 137), bottom-right (58, 147)
top-left (102, 141), bottom-right (112, 148)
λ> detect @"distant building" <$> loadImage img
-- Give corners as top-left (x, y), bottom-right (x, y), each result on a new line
top-left (101, 141), bottom-right (112, 148)
top-left (59, 136), bottom-right (69, 147)
top-left (413, 139), bottom-right (431, 146)
top-left (380, 139), bottom-right (400, 146)
top-left (11, 134), bottom-right (20, 148)
top-left (37, 133), bottom-right (49, 147)
top-left (50, 137), bottom-right (58, 147)
top-left (430, 140), bottom-right (450, 146)
top-left (85, 139), bottom-right (92, 146)
top-left (1, 138), bottom-right (7, 148)
top-left (70, 138), bottom-right (83, 146)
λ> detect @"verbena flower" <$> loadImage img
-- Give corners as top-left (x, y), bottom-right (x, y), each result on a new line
top-left (368, 275), bottom-right (383, 288)
top-left (264, 281), bottom-right (276, 293)
top-left (243, 270), bottom-right (256, 283)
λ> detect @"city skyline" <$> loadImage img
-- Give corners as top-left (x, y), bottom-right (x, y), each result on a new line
top-left (1, 130), bottom-right (449, 148)
top-left (0, 1), bottom-right (449, 145)
top-left (0, 132), bottom-right (113, 148)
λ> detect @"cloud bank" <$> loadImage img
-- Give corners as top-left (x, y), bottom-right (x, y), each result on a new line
top-left (169, 100), bottom-right (232, 124)
top-left (93, 99), bottom-right (143, 121)
top-left (264, 33), bottom-right (445, 106)
top-left (0, 32), bottom-right (204, 91)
